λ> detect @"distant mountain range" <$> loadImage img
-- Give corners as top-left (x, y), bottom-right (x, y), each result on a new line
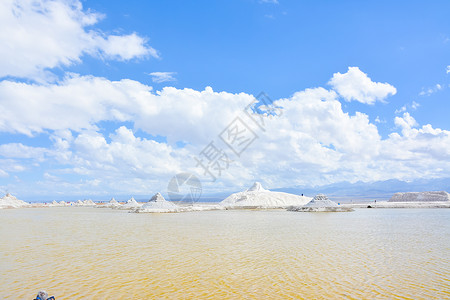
top-left (273, 178), bottom-right (450, 202)
top-left (23, 177), bottom-right (450, 203)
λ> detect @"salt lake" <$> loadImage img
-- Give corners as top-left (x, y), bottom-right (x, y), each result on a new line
top-left (1, 207), bottom-right (449, 299)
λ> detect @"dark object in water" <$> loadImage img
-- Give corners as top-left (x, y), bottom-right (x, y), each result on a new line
top-left (34, 290), bottom-right (55, 300)
top-left (367, 205), bottom-right (372, 208)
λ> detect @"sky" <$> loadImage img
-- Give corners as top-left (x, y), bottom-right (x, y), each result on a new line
top-left (0, 0), bottom-right (449, 201)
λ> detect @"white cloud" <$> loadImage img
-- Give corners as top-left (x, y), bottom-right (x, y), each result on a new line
top-left (395, 101), bottom-right (420, 114)
top-left (0, 0), bottom-right (156, 81)
top-left (395, 105), bottom-right (407, 114)
top-left (419, 84), bottom-right (443, 96)
top-left (0, 169), bottom-right (9, 178)
top-left (394, 112), bottom-right (418, 134)
top-left (0, 143), bottom-right (47, 160)
top-left (447, 65), bottom-right (450, 74)
top-left (100, 33), bottom-right (158, 61)
top-left (375, 116), bottom-right (385, 124)
top-left (0, 75), bottom-right (253, 146)
top-left (0, 159), bottom-right (27, 173)
top-left (329, 67), bottom-right (397, 104)
top-left (149, 72), bottom-right (177, 83)
top-left (0, 70), bottom-right (449, 195)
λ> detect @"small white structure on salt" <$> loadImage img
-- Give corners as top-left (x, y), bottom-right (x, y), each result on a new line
top-left (389, 191), bottom-right (450, 202)
top-left (136, 193), bottom-right (180, 213)
top-left (288, 194), bottom-right (353, 212)
top-left (221, 182), bottom-right (311, 208)
top-left (118, 197), bottom-right (142, 209)
top-left (0, 193), bottom-right (30, 209)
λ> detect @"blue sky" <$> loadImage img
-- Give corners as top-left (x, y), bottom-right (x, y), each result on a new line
top-left (79, 0), bottom-right (450, 133)
top-left (0, 0), bottom-right (449, 200)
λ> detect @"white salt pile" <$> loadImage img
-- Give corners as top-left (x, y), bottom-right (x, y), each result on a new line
top-left (389, 191), bottom-right (450, 202)
top-left (288, 194), bottom-right (353, 212)
top-left (109, 198), bottom-right (120, 206)
top-left (118, 197), bottom-right (142, 209)
top-left (97, 197), bottom-right (121, 208)
top-left (221, 182), bottom-right (311, 208)
top-left (0, 193), bottom-right (30, 209)
top-left (83, 199), bottom-right (96, 206)
top-left (73, 199), bottom-right (96, 206)
top-left (105, 197), bottom-right (121, 208)
top-left (136, 193), bottom-right (180, 213)
top-left (49, 200), bottom-right (69, 207)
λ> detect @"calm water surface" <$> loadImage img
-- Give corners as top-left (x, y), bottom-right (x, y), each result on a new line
top-left (0, 207), bottom-right (449, 299)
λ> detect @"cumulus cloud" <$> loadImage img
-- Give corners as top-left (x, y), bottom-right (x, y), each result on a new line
top-left (329, 67), bottom-right (397, 104)
top-left (394, 112), bottom-right (418, 134)
top-left (0, 75), bottom-right (254, 147)
top-left (100, 33), bottom-right (157, 61)
top-left (149, 72), bottom-right (177, 83)
top-left (0, 0), bottom-right (156, 80)
top-left (0, 70), bottom-right (448, 195)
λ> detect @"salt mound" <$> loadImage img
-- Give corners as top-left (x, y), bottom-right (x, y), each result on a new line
top-left (221, 182), bottom-right (311, 208)
top-left (74, 199), bottom-right (96, 206)
top-left (288, 194), bottom-right (353, 212)
top-left (83, 199), bottom-right (96, 206)
top-left (136, 193), bottom-right (180, 213)
top-left (304, 194), bottom-right (339, 207)
top-left (118, 197), bottom-right (142, 209)
top-left (389, 191), bottom-right (450, 202)
top-left (97, 197), bottom-right (121, 208)
top-left (50, 200), bottom-right (69, 207)
top-left (0, 193), bottom-right (30, 209)
top-left (50, 200), bottom-right (60, 206)
top-left (107, 197), bottom-right (120, 207)
top-left (247, 182), bottom-right (266, 192)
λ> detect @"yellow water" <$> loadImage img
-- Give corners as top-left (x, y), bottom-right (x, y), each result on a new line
top-left (0, 207), bottom-right (449, 299)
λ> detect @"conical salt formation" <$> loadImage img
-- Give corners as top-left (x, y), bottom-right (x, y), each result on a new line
top-left (288, 194), bottom-right (353, 212)
top-left (0, 193), bottom-right (30, 209)
top-left (119, 197), bottom-right (142, 209)
top-left (97, 197), bottom-right (120, 208)
top-left (149, 192), bottom-right (165, 202)
top-left (304, 194), bottom-right (338, 208)
top-left (221, 182), bottom-right (311, 208)
top-left (137, 193), bottom-right (179, 213)
top-left (107, 197), bottom-right (120, 207)
top-left (83, 199), bottom-right (96, 206)
top-left (247, 182), bottom-right (266, 192)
